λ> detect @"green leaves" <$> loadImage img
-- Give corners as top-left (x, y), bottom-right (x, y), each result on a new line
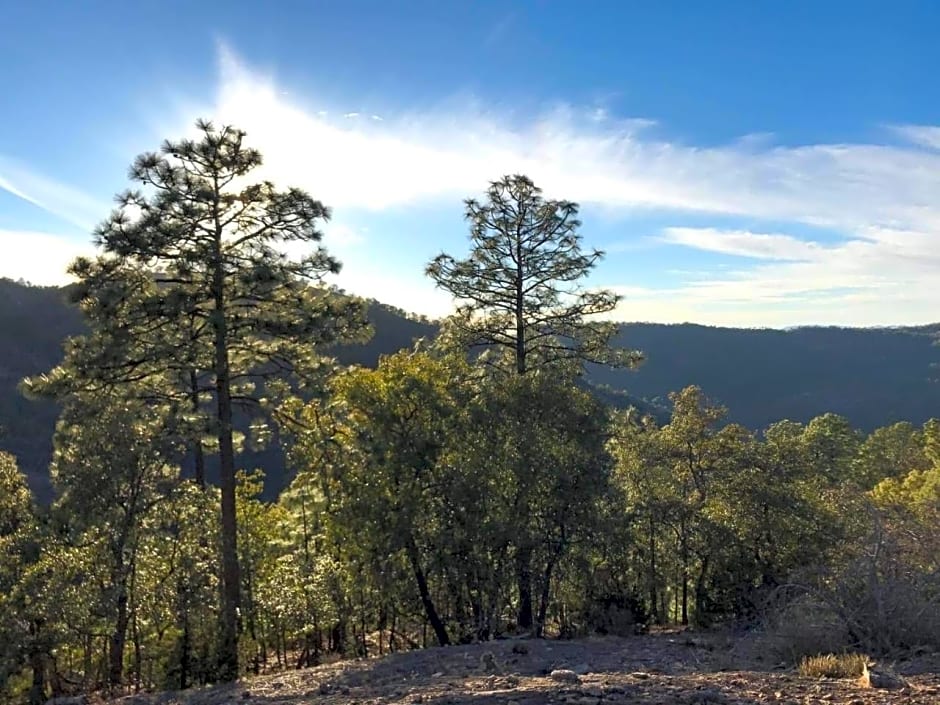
top-left (427, 174), bottom-right (642, 376)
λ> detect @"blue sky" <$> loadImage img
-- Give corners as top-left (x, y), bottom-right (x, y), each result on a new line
top-left (3, 1), bottom-right (940, 327)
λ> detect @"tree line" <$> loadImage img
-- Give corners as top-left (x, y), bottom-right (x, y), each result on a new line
top-left (0, 121), bottom-right (937, 703)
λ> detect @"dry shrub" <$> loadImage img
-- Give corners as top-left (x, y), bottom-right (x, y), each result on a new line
top-left (798, 653), bottom-right (869, 679)
top-left (759, 594), bottom-right (854, 662)
top-left (760, 512), bottom-right (940, 662)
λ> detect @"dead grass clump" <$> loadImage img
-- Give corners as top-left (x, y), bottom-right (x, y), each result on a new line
top-left (798, 652), bottom-right (869, 679)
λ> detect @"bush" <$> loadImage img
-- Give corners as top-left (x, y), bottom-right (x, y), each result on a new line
top-left (760, 594), bottom-right (854, 662)
top-left (798, 653), bottom-right (869, 679)
top-left (761, 511), bottom-right (940, 661)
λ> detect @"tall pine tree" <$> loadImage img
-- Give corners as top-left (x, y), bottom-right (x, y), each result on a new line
top-left (426, 174), bottom-right (642, 630)
top-left (33, 120), bottom-right (369, 679)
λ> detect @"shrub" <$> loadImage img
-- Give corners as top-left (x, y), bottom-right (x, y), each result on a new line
top-left (798, 653), bottom-right (869, 679)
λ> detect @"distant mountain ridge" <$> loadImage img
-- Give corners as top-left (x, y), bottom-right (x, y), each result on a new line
top-left (2, 278), bottom-right (939, 501)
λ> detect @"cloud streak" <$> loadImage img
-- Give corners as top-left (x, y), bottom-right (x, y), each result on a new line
top-left (204, 46), bottom-right (940, 237)
top-left (661, 227), bottom-right (830, 261)
top-left (190, 46), bottom-right (940, 326)
top-left (0, 157), bottom-right (110, 230)
top-left (6, 44), bottom-right (940, 328)
top-left (607, 225), bottom-right (940, 327)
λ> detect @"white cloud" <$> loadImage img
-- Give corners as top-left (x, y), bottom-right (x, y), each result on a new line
top-left (200, 45), bottom-right (940, 240)
top-left (6, 43), bottom-right (940, 327)
top-left (0, 158), bottom-right (110, 230)
top-left (608, 225), bottom-right (940, 327)
top-left (891, 124), bottom-right (940, 151)
top-left (190, 48), bottom-right (940, 326)
top-left (334, 266), bottom-right (453, 318)
top-left (279, 221), bottom-right (365, 263)
top-left (0, 230), bottom-right (92, 285)
top-left (661, 227), bottom-right (830, 261)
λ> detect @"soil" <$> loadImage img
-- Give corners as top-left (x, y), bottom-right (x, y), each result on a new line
top-left (112, 633), bottom-right (940, 705)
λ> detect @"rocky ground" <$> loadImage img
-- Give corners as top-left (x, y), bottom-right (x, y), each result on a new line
top-left (113, 633), bottom-right (940, 705)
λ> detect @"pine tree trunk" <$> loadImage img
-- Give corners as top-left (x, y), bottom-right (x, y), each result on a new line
top-left (108, 573), bottom-right (129, 689)
top-left (680, 523), bottom-right (689, 626)
top-left (190, 369), bottom-right (205, 487)
top-left (27, 620), bottom-right (46, 705)
top-left (535, 554), bottom-right (559, 637)
top-left (406, 537), bottom-right (450, 646)
top-left (694, 555), bottom-right (710, 626)
top-left (213, 222), bottom-right (240, 681)
top-left (648, 513), bottom-right (659, 624)
top-left (516, 548), bottom-right (534, 631)
top-left (180, 613), bottom-right (191, 690)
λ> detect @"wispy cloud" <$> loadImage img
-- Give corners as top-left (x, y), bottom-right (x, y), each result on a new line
top-left (181, 45), bottom-right (940, 326)
top-left (609, 225), bottom-right (940, 327)
top-left (661, 227), bottom-right (831, 261)
top-left (0, 157), bottom-right (109, 230)
top-left (7, 43), bottom-right (940, 327)
top-left (202, 45), bottom-right (940, 238)
top-left (891, 124), bottom-right (940, 151)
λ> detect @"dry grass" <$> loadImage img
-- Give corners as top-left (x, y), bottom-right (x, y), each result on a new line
top-left (798, 652), bottom-right (870, 679)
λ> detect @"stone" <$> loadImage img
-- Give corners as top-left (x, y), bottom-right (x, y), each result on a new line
top-left (687, 688), bottom-right (727, 704)
top-left (550, 669), bottom-right (581, 684)
top-left (858, 662), bottom-right (908, 690)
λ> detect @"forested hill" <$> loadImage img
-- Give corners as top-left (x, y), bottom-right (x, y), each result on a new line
top-left (593, 322), bottom-right (940, 431)
top-left (2, 277), bottom-right (940, 499)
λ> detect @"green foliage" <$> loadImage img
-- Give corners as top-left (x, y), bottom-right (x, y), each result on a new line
top-left (23, 120), bottom-right (372, 682)
top-left (427, 174), bottom-right (642, 375)
top-left (8, 278), bottom-right (940, 505)
top-left (0, 452), bottom-right (41, 703)
top-left (5, 154), bottom-right (939, 698)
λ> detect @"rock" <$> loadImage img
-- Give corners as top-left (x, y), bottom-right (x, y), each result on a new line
top-left (858, 662), bottom-right (908, 690)
top-left (687, 688), bottom-right (727, 704)
top-left (550, 669), bottom-right (582, 684)
top-left (480, 650), bottom-right (502, 673)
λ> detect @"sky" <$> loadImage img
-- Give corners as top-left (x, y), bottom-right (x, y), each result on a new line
top-left (3, 0), bottom-right (940, 328)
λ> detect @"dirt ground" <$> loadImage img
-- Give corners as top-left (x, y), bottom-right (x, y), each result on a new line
top-left (112, 633), bottom-right (940, 705)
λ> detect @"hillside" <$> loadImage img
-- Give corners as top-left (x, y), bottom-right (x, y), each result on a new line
top-left (3, 278), bottom-right (940, 500)
top-left (596, 322), bottom-right (940, 431)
